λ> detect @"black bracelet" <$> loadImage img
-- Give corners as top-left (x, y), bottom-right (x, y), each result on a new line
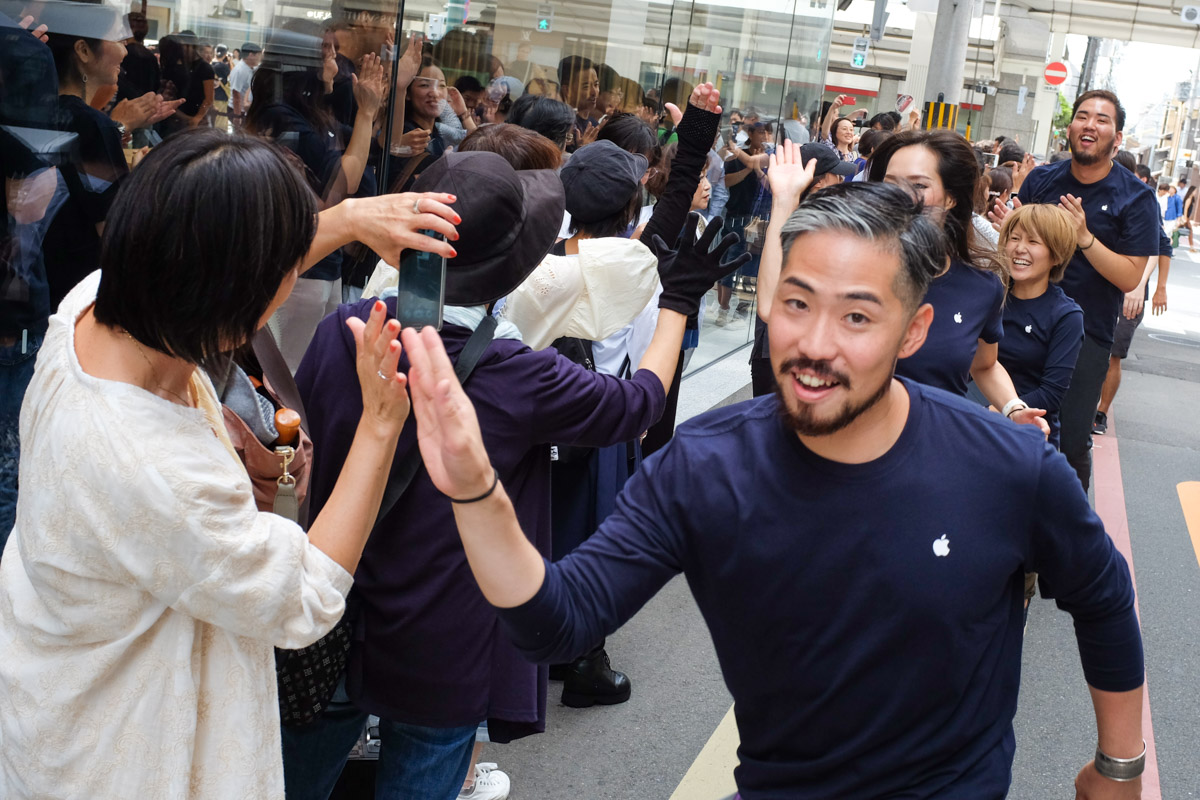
top-left (449, 468), bottom-right (500, 504)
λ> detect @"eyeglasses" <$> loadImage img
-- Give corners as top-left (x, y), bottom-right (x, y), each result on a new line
top-left (412, 78), bottom-right (447, 91)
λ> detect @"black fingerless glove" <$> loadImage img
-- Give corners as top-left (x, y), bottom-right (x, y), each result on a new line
top-left (653, 213), bottom-right (753, 317)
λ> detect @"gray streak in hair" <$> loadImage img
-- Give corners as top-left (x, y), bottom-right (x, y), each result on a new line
top-left (778, 182), bottom-right (948, 311)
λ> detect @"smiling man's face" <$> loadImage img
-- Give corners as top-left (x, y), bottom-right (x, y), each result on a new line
top-left (768, 230), bottom-right (929, 437)
top-left (1068, 98), bottom-right (1122, 166)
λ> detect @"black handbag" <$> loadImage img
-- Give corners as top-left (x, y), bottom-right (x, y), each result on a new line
top-left (276, 316), bottom-right (497, 727)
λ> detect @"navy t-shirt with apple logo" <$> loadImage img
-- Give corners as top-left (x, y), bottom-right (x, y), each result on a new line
top-left (1018, 158), bottom-right (1160, 347)
top-left (997, 284), bottom-right (1084, 449)
top-left (895, 259), bottom-right (1005, 396)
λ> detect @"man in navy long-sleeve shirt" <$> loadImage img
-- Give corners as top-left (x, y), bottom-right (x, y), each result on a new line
top-left (403, 181), bottom-right (1147, 799)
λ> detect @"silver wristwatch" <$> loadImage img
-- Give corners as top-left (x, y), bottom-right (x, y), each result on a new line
top-left (115, 121), bottom-right (128, 139)
top-left (1094, 740), bottom-right (1146, 782)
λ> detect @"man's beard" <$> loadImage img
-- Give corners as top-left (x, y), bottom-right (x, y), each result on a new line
top-left (1069, 131), bottom-right (1114, 166)
top-left (773, 357), bottom-right (893, 437)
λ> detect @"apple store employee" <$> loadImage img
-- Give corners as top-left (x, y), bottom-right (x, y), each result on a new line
top-left (491, 379), bottom-right (1143, 798)
top-left (435, 185), bottom-right (1145, 799)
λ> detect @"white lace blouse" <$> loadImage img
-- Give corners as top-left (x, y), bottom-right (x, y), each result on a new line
top-left (0, 272), bottom-right (353, 799)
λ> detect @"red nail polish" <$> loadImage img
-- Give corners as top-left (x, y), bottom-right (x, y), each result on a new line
top-left (454, 216), bottom-right (462, 225)
top-left (450, 248), bottom-right (458, 258)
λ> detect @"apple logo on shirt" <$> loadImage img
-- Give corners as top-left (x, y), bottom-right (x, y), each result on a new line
top-left (933, 535), bottom-right (950, 557)
top-left (1025, 324), bottom-right (1033, 333)
top-left (953, 312), bottom-right (963, 324)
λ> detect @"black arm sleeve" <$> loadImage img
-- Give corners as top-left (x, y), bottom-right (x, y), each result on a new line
top-left (640, 104), bottom-right (721, 255)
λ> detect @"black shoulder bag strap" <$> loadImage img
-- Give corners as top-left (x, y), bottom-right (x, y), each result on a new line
top-left (372, 315), bottom-right (498, 525)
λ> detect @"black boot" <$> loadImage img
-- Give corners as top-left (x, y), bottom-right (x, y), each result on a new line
top-left (559, 648), bottom-right (631, 708)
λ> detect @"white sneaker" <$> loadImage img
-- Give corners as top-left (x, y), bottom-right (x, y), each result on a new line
top-left (457, 764), bottom-right (510, 800)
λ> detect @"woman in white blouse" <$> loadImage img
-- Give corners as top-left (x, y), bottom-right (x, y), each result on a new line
top-left (0, 129), bottom-right (457, 799)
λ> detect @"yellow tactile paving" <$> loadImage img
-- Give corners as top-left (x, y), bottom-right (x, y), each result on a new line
top-left (1177, 481), bottom-right (1200, 570)
top-left (669, 704), bottom-right (739, 800)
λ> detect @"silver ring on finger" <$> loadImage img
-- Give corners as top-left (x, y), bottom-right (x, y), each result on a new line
top-left (413, 197), bottom-right (421, 215)
top-left (377, 369), bottom-right (391, 381)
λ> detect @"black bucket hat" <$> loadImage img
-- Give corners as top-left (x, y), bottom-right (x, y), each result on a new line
top-left (413, 151), bottom-right (566, 306)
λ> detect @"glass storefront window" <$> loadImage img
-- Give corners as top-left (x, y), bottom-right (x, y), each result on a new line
top-left (3, 0), bottom-right (836, 387)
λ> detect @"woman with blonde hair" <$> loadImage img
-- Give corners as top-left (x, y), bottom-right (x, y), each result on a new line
top-left (996, 203), bottom-right (1084, 448)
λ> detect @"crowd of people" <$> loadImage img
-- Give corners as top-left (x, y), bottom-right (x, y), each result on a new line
top-left (0, 0), bottom-right (1176, 796)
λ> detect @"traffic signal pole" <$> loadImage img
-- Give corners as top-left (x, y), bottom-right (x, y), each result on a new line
top-left (923, 0), bottom-right (972, 130)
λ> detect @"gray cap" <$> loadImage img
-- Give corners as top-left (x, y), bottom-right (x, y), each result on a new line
top-left (559, 140), bottom-right (648, 224)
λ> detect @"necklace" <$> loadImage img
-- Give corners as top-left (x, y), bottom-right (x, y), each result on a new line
top-left (123, 331), bottom-right (195, 407)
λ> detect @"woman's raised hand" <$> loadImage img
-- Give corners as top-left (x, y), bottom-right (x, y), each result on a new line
top-left (447, 86), bottom-right (470, 118)
top-left (767, 140), bottom-right (817, 211)
top-left (348, 192), bottom-right (459, 266)
top-left (348, 301), bottom-right (410, 437)
top-left (395, 32), bottom-right (425, 88)
top-left (354, 53), bottom-right (386, 121)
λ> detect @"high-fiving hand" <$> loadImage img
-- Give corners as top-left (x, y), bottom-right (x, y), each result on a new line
top-left (402, 326), bottom-right (495, 502)
top-left (767, 140), bottom-right (818, 213)
top-left (348, 301), bottom-right (410, 437)
top-left (353, 53), bottom-right (386, 121)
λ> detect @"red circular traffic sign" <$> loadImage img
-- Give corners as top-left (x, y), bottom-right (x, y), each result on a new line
top-left (1044, 61), bottom-right (1068, 86)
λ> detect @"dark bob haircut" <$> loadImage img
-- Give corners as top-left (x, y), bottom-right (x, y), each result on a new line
top-left (508, 93), bottom-right (576, 149)
top-left (94, 129), bottom-right (317, 363)
top-left (867, 112), bottom-right (897, 131)
top-left (597, 112), bottom-right (659, 163)
top-left (996, 141), bottom-right (1025, 166)
top-left (571, 192), bottom-right (643, 240)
